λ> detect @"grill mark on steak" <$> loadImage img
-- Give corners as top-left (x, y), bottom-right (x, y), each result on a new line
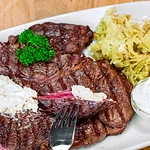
top-left (57, 77), bottom-right (67, 90)
top-left (72, 116), bottom-right (106, 148)
top-left (82, 61), bottom-right (102, 91)
top-left (119, 72), bottom-right (132, 97)
top-left (32, 116), bottom-right (40, 149)
top-left (1, 117), bottom-right (8, 147)
top-left (0, 44), bottom-right (9, 65)
top-left (15, 113), bottom-right (24, 149)
top-left (26, 123), bottom-right (35, 149)
top-left (47, 84), bottom-right (54, 94)
top-left (19, 112), bottom-right (34, 149)
top-left (0, 116), bottom-right (3, 144)
top-left (75, 70), bottom-right (91, 87)
top-left (105, 125), bottom-right (126, 136)
top-left (52, 53), bottom-right (82, 69)
top-left (51, 80), bottom-right (64, 93)
top-left (18, 124), bottom-right (25, 149)
top-left (61, 74), bottom-right (77, 90)
top-left (5, 118), bottom-right (12, 148)
top-left (7, 51), bottom-right (18, 76)
top-left (18, 63), bottom-right (32, 78)
top-left (93, 62), bottom-right (112, 97)
top-left (70, 61), bottom-right (92, 89)
top-left (104, 71), bottom-right (124, 127)
top-left (19, 124), bottom-right (27, 149)
top-left (98, 68), bottom-right (133, 127)
top-left (0, 116), bottom-right (13, 148)
top-left (36, 115), bottom-right (46, 149)
top-left (46, 63), bottom-right (59, 77)
top-left (7, 120), bottom-right (19, 149)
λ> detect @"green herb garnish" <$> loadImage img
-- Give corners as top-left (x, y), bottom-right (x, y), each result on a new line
top-left (16, 29), bottom-right (55, 66)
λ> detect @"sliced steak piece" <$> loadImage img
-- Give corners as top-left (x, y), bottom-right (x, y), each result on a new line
top-left (59, 57), bottom-right (134, 128)
top-left (0, 111), bottom-right (53, 150)
top-left (72, 116), bottom-right (106, 148)
top-left (0, 111), bottom-right (106, 150)
top-left (97, 70), bottom-right (133, 128)
top-left (29, 22), bottom-right (93, 54)
top-left (38, 89), bottom-right (114, 119)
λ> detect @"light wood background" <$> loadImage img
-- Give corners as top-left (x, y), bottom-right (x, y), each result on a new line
top-left (0, 0), bottom-right (141, 30)
top-left (0, 0), bottom-right (150, 149)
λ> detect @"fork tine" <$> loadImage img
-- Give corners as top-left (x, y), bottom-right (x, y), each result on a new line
top-left (50, 104), bottom-right (79, 149)
top-left (70, 109), bottom-right (78, 126)
top-left (70, 105), bottom-right (79, 126)
top-left (63, 107), bottom-right (73, 127)
top-left (59, 109), bottom-right (68, 127)
top-left (55, 107), bottom-right (63, 119)
top-left (65, 104), bottom-right (79, 128)
top-left (52, 107), bottom-right (63, 128)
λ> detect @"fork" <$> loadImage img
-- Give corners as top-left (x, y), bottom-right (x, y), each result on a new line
top-left (50, 105), bottom-right (79, 150)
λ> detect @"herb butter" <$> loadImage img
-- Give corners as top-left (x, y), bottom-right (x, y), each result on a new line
top-left (0, 75), bottom-right (38, 116)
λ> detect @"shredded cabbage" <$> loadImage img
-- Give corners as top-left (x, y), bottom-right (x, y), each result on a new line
top-left (91, 8), bottom-right (150, 85)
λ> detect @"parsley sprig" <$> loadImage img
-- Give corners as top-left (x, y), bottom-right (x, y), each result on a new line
top-left (16, 29), bottom-right (55, 66)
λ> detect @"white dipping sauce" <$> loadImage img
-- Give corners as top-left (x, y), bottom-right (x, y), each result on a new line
top-left (0, 75), bottom-right (38, 116)
top-left (132, 77), bottom-right (150, 114)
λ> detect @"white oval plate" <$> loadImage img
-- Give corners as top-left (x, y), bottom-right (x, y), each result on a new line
top-left (0, 1), bottom-right (150, 150)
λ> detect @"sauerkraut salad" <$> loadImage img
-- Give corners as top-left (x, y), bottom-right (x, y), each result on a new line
top-left (91, 8), bottom-right (150, 85)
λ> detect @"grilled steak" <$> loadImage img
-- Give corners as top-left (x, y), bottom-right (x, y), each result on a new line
top-left (0, 111), bottom-right (53, 150)
top-left (0, 111), bottom-right (107, 150)
top-left (29, 22), bottom-right (93, 54)
top-left (73, 116), bottom-right (106, 148)
top-left (38, 89), bottom-right (114, 119)
top-left (0, 22), bottom-right (134, 149)
top-left (7, 22), bottom-right (93, 55)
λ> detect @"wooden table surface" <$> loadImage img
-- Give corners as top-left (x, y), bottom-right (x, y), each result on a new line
top-left (0, 0), bottom-right (150, 149)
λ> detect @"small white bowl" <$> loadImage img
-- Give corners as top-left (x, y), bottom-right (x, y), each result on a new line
top-left (131, 98), bottom-right (150, 121)
top-left (131, 77), bottom-right (150, 121)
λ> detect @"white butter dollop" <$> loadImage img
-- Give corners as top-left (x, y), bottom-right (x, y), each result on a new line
top-left (71, 85), bottom-right (107, 102)
top-left (0, 75), bottom-right (38, 116)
